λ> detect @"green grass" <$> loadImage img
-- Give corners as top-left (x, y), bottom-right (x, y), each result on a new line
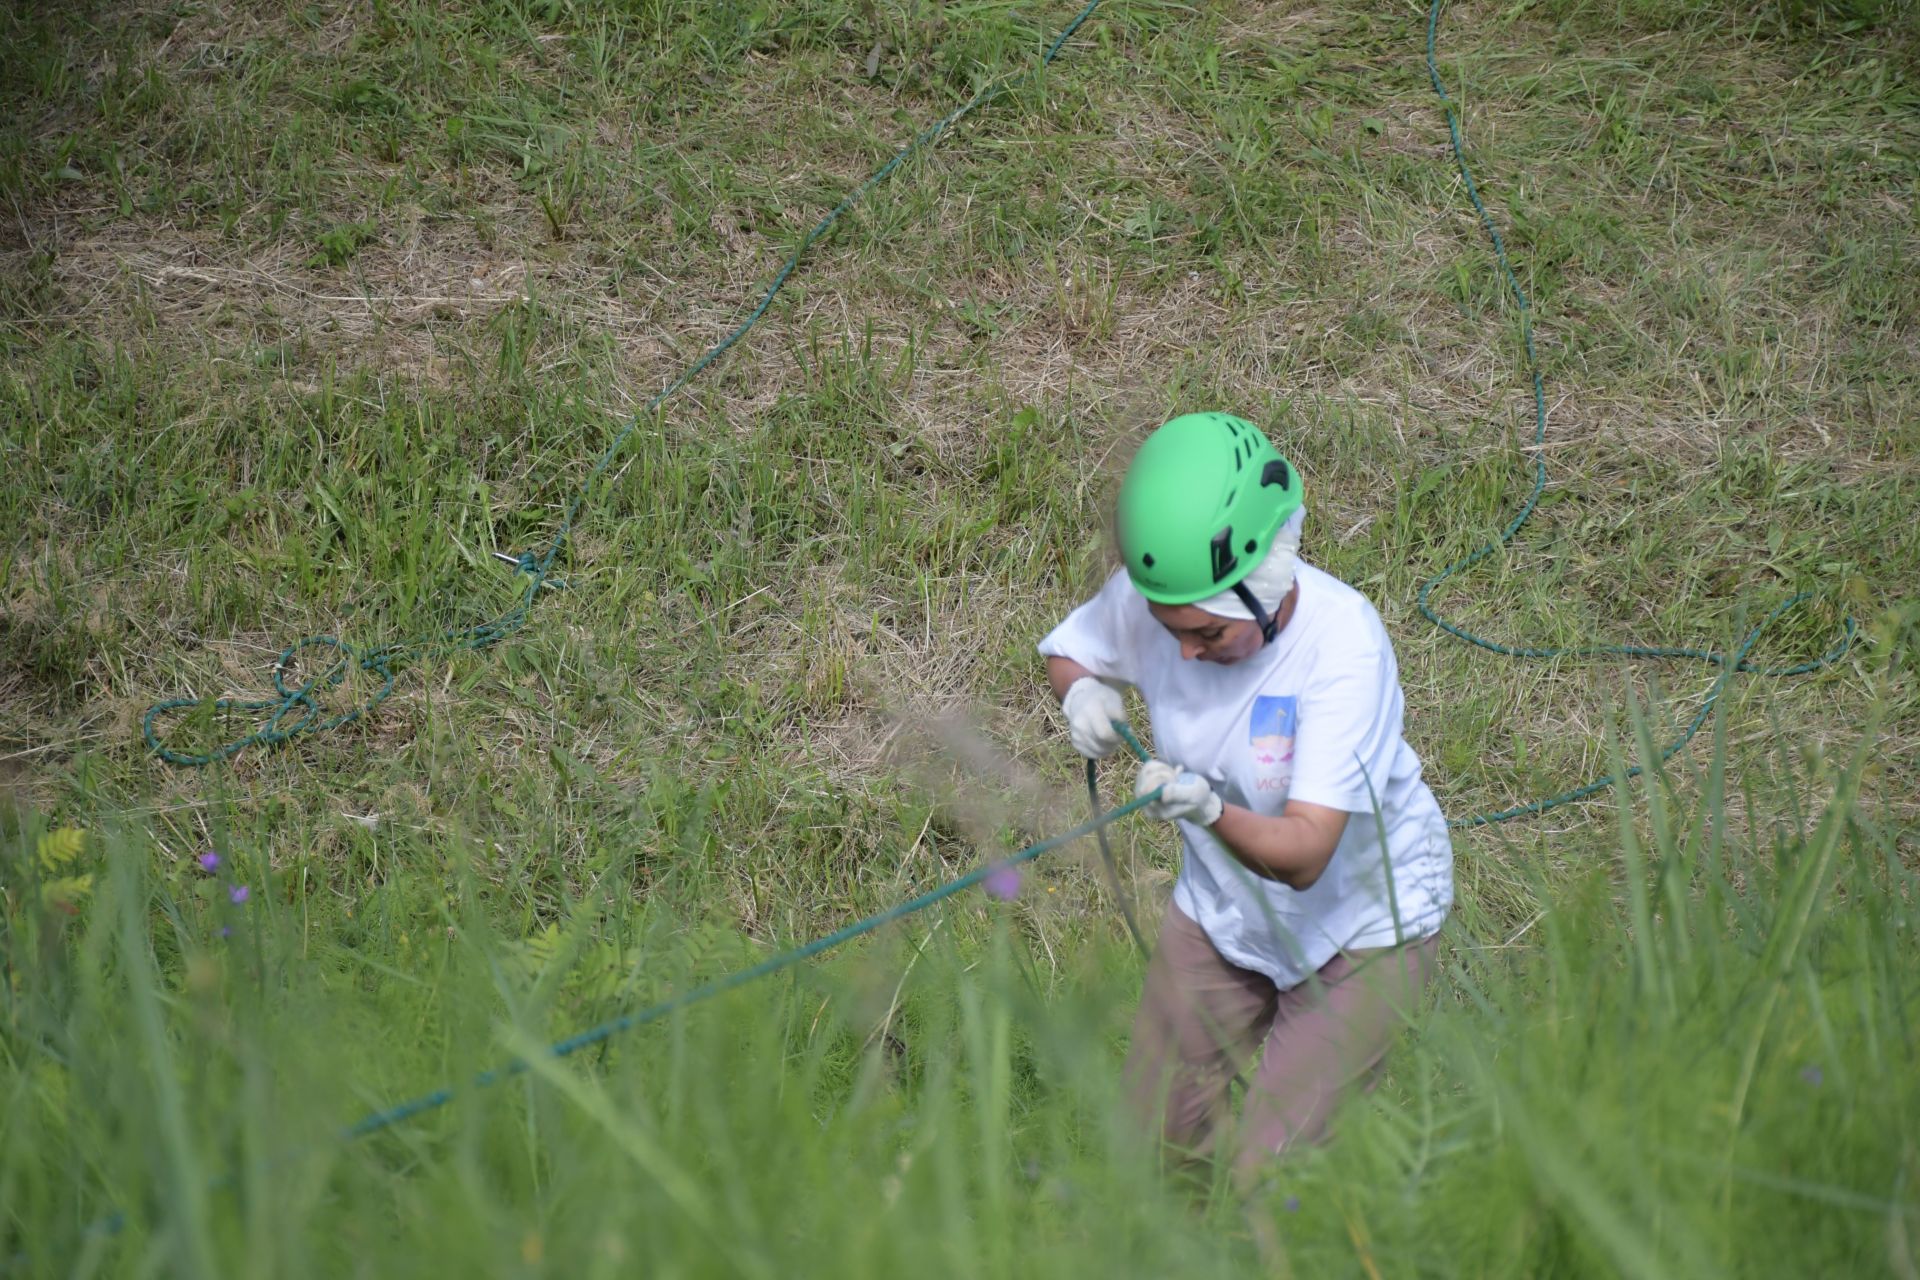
top-left (3, 0), bottom-right (1919, 1273)
top-left (3, 709), bottom-right (1915, 1275)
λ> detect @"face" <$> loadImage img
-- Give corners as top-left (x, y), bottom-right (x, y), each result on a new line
top-left (1147, 602), bottom-right (1265, 665)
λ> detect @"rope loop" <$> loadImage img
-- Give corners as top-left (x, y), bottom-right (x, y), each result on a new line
top-left (1423, 0), bottom-right (1856, 826)
top-left (141, 0), bottom-right (1106, 766)
top-left (142, 636), bottom-right (402, 766)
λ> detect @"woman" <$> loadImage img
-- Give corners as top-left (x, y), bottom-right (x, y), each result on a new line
top-left (1038, 411), bottom-right (1452, 1183)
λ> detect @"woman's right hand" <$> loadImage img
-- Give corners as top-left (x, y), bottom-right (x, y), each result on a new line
top-left (1060, 676), bottom-right (1126, 759)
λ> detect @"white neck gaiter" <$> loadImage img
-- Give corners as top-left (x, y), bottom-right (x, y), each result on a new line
top-left (1195, 508), bottom-right (1304, 621)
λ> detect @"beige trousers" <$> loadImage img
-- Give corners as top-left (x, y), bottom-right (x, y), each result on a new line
top-left (1123, 903), bottom-right (1441, 1183)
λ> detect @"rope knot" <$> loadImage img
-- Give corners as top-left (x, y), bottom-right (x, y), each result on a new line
top-left (493, 550), bottom-right (564, 592)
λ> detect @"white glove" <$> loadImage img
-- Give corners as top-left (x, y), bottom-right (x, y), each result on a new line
top-left (1060, 677), bottom-right (1126, 759)
top-left (1135, 760), bottom-right (1225, 826)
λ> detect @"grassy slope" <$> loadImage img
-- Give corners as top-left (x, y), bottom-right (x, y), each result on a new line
top-left (1, 0), bottom-right (1918, 1273)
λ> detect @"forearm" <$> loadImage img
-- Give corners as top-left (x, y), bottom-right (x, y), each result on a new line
top-left (1046, 654), bottom-right (1097, 701)
top-left (1207, 802), bottom-right (1345, 891)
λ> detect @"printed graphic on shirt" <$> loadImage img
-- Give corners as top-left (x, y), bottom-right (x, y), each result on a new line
top-left (1249, 695), bottom-right (1297, 795)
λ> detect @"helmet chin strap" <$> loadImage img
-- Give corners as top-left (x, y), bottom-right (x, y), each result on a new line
top-left (1231, 581), bottom-right (1279, 645)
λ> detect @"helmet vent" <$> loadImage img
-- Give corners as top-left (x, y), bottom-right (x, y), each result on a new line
top-left (1261, 459), bottom-right (1291, 489)
top-left (1142, 553), bottom-right (1155, 568)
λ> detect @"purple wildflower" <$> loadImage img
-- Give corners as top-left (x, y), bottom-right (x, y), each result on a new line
top-left (982, 864), bottom-right (1022, 902)
top-left (1284, 1195), bottom-right (1301, 1214)
top-left (218, 925), bottom-right (232, 939)
top-left (1800, 1065), bottom-right (1823, 1087)
top-left (198, 851), bottom-right (220, 873)
top-left (229, 884), bottom-right (250, 905)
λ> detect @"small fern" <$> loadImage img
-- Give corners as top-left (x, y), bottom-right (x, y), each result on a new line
top-left (36, 827), bottom-right (85, 872)
top-left (35, 828), bottom-right (92, 910)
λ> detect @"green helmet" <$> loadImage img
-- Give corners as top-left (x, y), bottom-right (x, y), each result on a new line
top-left (1116, 412), bottom-right (1304, 606)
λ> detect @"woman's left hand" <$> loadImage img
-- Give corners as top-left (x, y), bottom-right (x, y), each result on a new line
top-left (1134, 760), bottom-right (1225, 827)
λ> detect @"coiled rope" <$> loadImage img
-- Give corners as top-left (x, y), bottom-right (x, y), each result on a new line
top-left (1421, 0), bottom-right (1855, 827)
top-left (140, 0), bottom-right (1109, 767)
top-left (66, 3), bottom-right (1872, 1248)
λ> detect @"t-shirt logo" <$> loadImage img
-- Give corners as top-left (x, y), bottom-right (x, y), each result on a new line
top-left (1250, 695), bottom-right (1297, 794)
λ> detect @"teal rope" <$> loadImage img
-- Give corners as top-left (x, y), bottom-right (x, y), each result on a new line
top-left (1087, 720), bottom-right (1153, 955)
top-left (341, 781), bottom-right (1159, 1139)
top-left (77, 4), bottom-right (1873, 1247)
top-left (1112, 719), bottom-right (1149, 764)
top-left (56, 775), bottom-right (1161, 1245)
top-left (349, 719), bottom-right (1150, 1139)
top-left (1422, 0), bottom-right (1856, 828)
top-left (142, 0), bottom-right (1109, 767)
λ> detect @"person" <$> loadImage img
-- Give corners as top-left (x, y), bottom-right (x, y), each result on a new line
top-left (1038, 411), bottom-right (1452, 1185)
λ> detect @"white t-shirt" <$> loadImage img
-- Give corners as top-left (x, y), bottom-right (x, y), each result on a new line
top-left (1038, 563), bottom-right (1452, 988)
